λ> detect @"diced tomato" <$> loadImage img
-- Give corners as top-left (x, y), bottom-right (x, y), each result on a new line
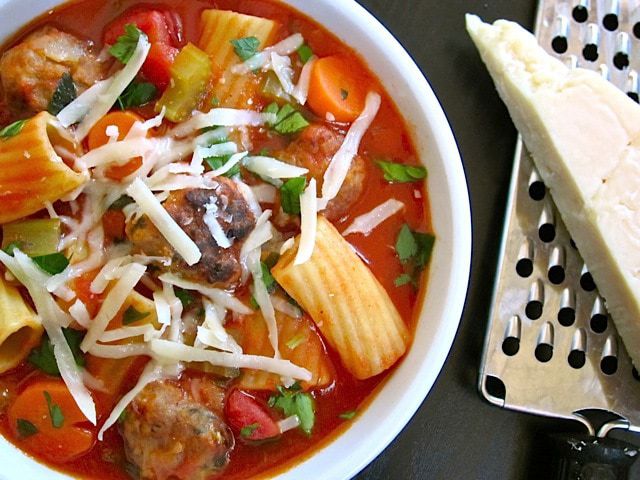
top-left (225, 389), bottom-right (280, 441)
top-left (104, 10), bottom-right (178, 46)
top-left (73, 271), bottom-right (103, 317)
top-left (102, 210), bottom-right (126, 243)
top-left (143, 43), bottom-right (179, 90)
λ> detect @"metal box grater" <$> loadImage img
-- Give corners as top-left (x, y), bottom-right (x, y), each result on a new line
top-left (479, 0), bottom-right (640, 439)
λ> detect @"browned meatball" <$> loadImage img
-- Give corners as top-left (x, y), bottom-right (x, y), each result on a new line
top-left (0, 26), bottom-right (109, 114)
top-left (275, 124), bottom-right (367, 223)
top-left (120, 379), bottom-right (234, 480)
top-left (127, 178), bottom-right (256, 288)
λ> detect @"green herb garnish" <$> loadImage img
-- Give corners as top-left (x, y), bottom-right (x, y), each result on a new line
top-left (240, 423), bottom-right (260, 438)
top-left (2, 241), bottom-right (23, 255)
top-left (122, 306), bottom-right (150, 325)
top-left (394, 273), bottom-right (413, 287)
top-left (16, 419), bottom-right (38, 438)
top-left (0, 119), bottom-right (27, 139)
top-left (376, 160), bottom-right (427, 183)
top-left (48, 73), bottom-right (77, 115)
top-left (109, 195), bottom-right (135, 210)
top-left (279, 177), bottom-right (307, 215)
top-left (264, 103), bottom-right (309, 135)
top-left (175, 287), bottom-right (195, 308)
top-left (260, 262), bottom-right (277, 294)
top-left (339, 410), bottom-right (357, 420)
top-left (205, 155), bottom-right (241, 177)
top-left (44, 391), bottom-right (64, 428)
top-left (394, 224), bottom-right (436, 288)
top-left (32, 253), bottom-right (69, 275)
top-left (268, 383), bottom-right (315, 434)
top-left (28, 328), bottom-right (85, 375)
top-left (297, 44), bottom-right (314, 63)
top-left (117, 81), bottom-right (157, 109)
top-left (231, 36), bottom-right (260, 61)
top-left (285, 334), bottom-right (306, 350)
top-left (109, 24), bottom-right (146, 64)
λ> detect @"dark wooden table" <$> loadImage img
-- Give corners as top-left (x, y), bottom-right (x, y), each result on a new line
top-left (353, 1), bottom-right (640, 479)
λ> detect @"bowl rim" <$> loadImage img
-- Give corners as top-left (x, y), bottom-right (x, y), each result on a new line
top-left (0, 0), bottom-right (472, 479)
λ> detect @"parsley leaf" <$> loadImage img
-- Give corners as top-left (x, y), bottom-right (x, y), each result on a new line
top-left (117, 81), bottom-right (157, 109)
top-left (28, 328), bottom-right (85, 375)
top-left (205, 155), bottom-right (241, 177)
top-left (340, 89), bottom-right (349, 100)
top-left (240, 423), bottom-right (260, 438)
top-left (16, 419), bottom-right (38, 438)
top-left (260, 262), bottom-right (277, 294)
top-left (109, 195), bottom-right (134, 210)
top-left (48, 73), bottom-right (77, 115)
top-left (275, 112), bottom-right (309, 135)
top-left (339, 410), bottom-right (357, 420)
top-left (269, 383), bottom-right (315, 434)
top-left (2, 241), bottom-right (23, 255)
top-left (395, 224), bottom-right (418, 262)
top-left (109, 24), bottom-right (146, 64)
top-left (175, 288), bottom-right (195, 308)
top-left (231, 36), bottom-right (260, 61)
top-left (394, 273), bottom-right (413, 287)
top-left (44, 391), bottom-right (64, 428)
top-left (376, 160), bottom-right (427, 183)
top-left (414, 232), bottom-right (436, 268)
top-left (32, 253), bottom-right (69, 275)
top-left (279, 177), bottom-right (307, 215)
top-left (0, 119), bottom-right (27, 139)
top-left (123, 306), bottom-right (150, 325)
top-left (249, 295), bottom-right (260, 311)
top-left (297, 44), bottom-right (314, 63)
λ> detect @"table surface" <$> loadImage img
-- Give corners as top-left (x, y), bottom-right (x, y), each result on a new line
top-left (351, 1), bottom-right (640, 479)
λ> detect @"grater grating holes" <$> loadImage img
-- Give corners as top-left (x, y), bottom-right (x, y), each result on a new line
top-left (568, 328), bottom-right (587, 368)
top-left (557, 288), bottom-right (576, 326)
top-left (580, 265), bottom-right (597, 291)
top-left (590, 296), bottom-right (608, 333)
top-left (600, 335), bottom-right (619, 375)
top-left (526, 280), bottom-right (545, 320)
top-left (528, 170), bottom-right (546, 200)
top-left (573, 1), bottom-right (590, 23)
top-left (582, 23), bottom-right (600, 60)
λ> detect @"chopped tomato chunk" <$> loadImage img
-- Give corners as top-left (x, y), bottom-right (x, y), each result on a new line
top-left (143, 42), bottom-right (179, 90)
top-left (104, 10), bottom-right (176, 46)
top-left (225, 389), bottom-right (280, 441)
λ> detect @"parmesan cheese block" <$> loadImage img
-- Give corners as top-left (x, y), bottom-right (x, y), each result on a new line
top-left (466, 14), bottom-right (640, 367)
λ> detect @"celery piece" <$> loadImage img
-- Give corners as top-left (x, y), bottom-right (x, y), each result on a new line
top-left (262, 71), bottom-right (292, 102)
top-left (2, 219), bottom-right (61, 256)
top-left (157, 43), bottom-right (213, 122)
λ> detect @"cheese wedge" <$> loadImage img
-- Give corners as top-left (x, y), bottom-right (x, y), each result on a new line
top-left (466, 14), bottom-right (640, 367)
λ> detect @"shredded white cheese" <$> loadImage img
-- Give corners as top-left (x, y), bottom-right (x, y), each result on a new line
top-left (127, 178), bottom-right (202, 266)
top-left (208, 151), bottom-right (248, 177)
top-left (250, 183), bottom-right (277, 204)
top-left (203, 198), bottom-right (232, 249)
top-left (278, 415), bottom-right (301, 434)
top-left (292, 57), bottom-right (317, 105)
top-left (318, 92), bottom-right (382, 210)
top-left (243, 156), bottom-right (308, 180)
top-left (342, 199), bottom-right (405, 237)
top-left (271, 294), bottom-right (302, 318)
top-left (270, 52), bottom-right (296, 95)
top-left (295, 178), bottom-right (318, 265)
top-left (232, 33), bottom-right (305, 74)
top-left (57, 78), bottom-right (114, 128)
top-left (69, 300), bottom-right (91, 329)
top-left (171, 109), bottom-right (277, 138)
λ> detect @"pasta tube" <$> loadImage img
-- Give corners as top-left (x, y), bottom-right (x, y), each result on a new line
top-left (0, 112), bottom-right (84, 224)
top-left (272, 216), bottom-right (410, 379)
top-left (238, 311), bottom-right (334, 391)
top-left (0, 276), bottom-right (43, 373)
top-left (199, 9), bottom-right (278, 108)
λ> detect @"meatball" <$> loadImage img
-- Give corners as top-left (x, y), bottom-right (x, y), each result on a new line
top-left (127, 178), bottom-right (256, 288)
top-left (0, 26), bottom-right (109, 114)
top-left (275, 124), bottom-right (366, 223)
top-left (120, 379), bottom-right (234, 480)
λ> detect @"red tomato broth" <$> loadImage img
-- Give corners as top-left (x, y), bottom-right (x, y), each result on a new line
top-left (0, 0), bottom-right (433, 478)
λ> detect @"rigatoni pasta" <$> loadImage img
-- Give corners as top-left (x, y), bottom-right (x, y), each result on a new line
top-left (198, 9), bottom-right (278, 108)
top-left (272, 216), bottom-right (411, 380)
top-left (0, 112), bottom-right (84, 224)
top-left (237, 311), bottom-right (334, 391)
top-left (0, 276), bottom-right (43, 373)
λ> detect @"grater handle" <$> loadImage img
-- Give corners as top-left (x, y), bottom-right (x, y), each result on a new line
top-left (550, 434), bottom-right (639, 480)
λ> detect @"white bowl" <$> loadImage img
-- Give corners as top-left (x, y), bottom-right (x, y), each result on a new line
top-left (0, 0), bottom-right (471, 479)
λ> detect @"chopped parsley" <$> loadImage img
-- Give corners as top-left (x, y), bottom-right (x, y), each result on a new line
top-left (249, 295), bottom-right (260, 311)
top-left (2, 241), bottom-right (23, 255)
top-left (297, 44), bottom-right (314, 64)
top-left (240, 423), bottom-right (260, 438)
top-left (16, 419), bottom-right (38, 438)
top-left (205, 154), bottom-right (241, 177)
top-left (279, 177), bottom-right (307, 215)
top-left (117, 81), bottom-right (157, 109)
top-left (122, 306), bottom-right (150, 325)
top-left (394, 224), bottom-right (436, 288)
top-left (0, 119), bottom-right (27, 139)
top-left (28, 328), bottom-right (85, 375)
top-left (231, 36), bottom-right (260, 61)
top-left (260, 262), bottom-right (277, 294)
top-left (264, 103), bottom-right (309, 135)
top-left (175, 287), bottom-right (195, 308)
top-left (268, 383), bottom-right (315, 434)
top-left (376, 160), bottom-right (427, 183)
top-left (285, 334), bottom-right (306, 350)
top-left (339, 410), bottom-right (357, 420)
top-left (340, 89), bottom-right (349, 100)
top-left (48, 73), bottom-right (77, 115)
top-left (109, 24), bottom-right (146, 64)
top-left (109, 195), bottom-right (134, 210)
top-left (44, 391), bottom-right (64, 429)
top-left (32, 253), bottom-right (69, 275)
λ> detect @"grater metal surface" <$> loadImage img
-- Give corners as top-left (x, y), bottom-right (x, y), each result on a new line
top-left (479, 0), bottom-right (640, 437)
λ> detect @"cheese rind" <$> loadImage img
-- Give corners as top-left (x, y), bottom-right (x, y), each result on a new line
top-left (466, 14), bottom-right (640, 367)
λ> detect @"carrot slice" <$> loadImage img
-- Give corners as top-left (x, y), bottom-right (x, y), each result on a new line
top-left (307, 56), bottom-right (369, 123)
top-left (87, 111), bottom-right (145, 181)
top-left (7, 378), bottom-right (96, 462)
